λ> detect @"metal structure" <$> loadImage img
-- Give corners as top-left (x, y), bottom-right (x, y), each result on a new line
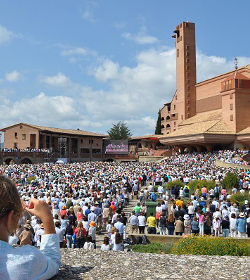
top-left (58, 137), bottom-right (68, 158)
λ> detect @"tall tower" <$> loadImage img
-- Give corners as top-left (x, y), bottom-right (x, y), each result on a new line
top-left (171, 22), bottom-right (196, 124)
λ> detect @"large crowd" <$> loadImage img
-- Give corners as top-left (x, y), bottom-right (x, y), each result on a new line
top-left (1, 150), bottom-right (250, 249)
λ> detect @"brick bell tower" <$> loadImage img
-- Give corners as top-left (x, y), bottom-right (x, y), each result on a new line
top-left (171, 22), bottom-right (196, 123)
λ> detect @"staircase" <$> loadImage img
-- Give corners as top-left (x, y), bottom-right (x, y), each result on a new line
top-left (95, 197), bottom-right (139, 248)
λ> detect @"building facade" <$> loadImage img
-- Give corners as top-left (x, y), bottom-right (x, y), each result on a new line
top-left (160, 22), bottom-right (250, 151)
top-left (0, 123), bottom-right (105, 163)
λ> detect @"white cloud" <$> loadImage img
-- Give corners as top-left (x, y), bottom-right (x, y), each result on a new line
top-left (122, 26), bottom-right (159, 45)
top-left (3, 43), bottom-right (250, 137)
top-left (60, 47), bottom-right (87, 56)
top-left (91, 59), bottom-right (119, 82)
top-left (82, 10), bottom-right (95, 22)
top-left (81, 0), bottom-right (99, 23)
top-left (41, 73), bottom-right (71, 87)
top-left (196, 51), bottom-right (250, 82)
top-left (5, 71), bottom-right (22, 82)
top-left (0, 24), bottom-right (15, 45)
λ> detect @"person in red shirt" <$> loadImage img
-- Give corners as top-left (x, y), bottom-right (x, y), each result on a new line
top-left (110, 201), bottom-right (116, 213)
top-left (60, 205), bottom-right (67, 218)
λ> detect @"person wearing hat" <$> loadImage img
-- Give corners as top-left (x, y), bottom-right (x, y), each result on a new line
top-left (88, 221), bottom-right (96, 248)
top-left (19, 224), bottom-right (33, 246)
top-left (237, 213), bottom-right (247, 238)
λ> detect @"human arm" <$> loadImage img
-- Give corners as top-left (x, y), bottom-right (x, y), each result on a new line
top-left (25, 198), bottom-right (55, 235)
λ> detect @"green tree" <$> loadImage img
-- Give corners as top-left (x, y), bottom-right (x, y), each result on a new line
top-left (155, 110), bottom-right (162, 135)
top-left (222, 172), bottom-right (239, 190)
top-left (107, 121), bottom-right (132, 140)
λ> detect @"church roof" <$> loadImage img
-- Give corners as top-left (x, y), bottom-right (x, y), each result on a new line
top-left (0, 122), bottom-right (106, 137)
top-left (162, 110), bottom-right (235, 138)
top-left (224, 71), bottom-right (250, 82)
top-left (179, 109), bottom-right (222, 126)
top-left (237, 126), bottom-right (250, 135)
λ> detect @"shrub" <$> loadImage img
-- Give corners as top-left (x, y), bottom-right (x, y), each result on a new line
top-left (162, 243), bottom-right (174, 254)
top-left (222, 172), bottom-right (239, 190)
top-left (171, 236), bottom-right (250, 256)
top-left (166, 180), bottom-right (184, 189)
top-left (132, 243), bottom-right (163, 254)
top-left (188, 180), bottom-right (215, 194)
top-left (230, 192), bottom-right (250, 209)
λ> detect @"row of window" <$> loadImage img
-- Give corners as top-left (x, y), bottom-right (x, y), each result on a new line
top-left (80, 148), bottom-right (101, 154)
top-left (14, 132), bottom-right (26, 140)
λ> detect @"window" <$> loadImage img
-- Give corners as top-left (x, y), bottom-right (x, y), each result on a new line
top-left (186, 58), bottom-right (189, 63)
top-left (81, 148), bottom-right (90, 153)
top-left (230, 104), bottom-right (233, 110)
top-left (177, 49), bottom-right (179, 57)
top-left (161, 125), bottom-right (164, 128)
top-left (174, 105), bottom-right (176, 110)
top-left (230, 114), bottom-right (233, 121)
top-left (81, 139), bottom-right (83, 143)
top-left (92, 149), bottom-right (101, 154)
top-left (89, 140), bottom-right (94, 144)
top-left (14, 132), bottom-right (17, 139)
top-left (230, 93), bottom-right (233, 99)
top-left (175, 95), bottom-right (177, 100)
top-left (186, 45), bottom-right (189, 50)
top-left (22, 134), bottom-right (26, 140)
top-left (174, 122), bottom-right (176, 127)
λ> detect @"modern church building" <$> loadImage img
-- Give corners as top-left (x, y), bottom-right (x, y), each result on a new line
top-left (160, 22), bottom-right (250, 152)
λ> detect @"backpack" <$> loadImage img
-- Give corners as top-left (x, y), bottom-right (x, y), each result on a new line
top-left (142, 234), bottom-right (150, 245)
top-left (77, 229), bottom-right (84, 239)
top-left (136, 236), bottom-right (143, 244)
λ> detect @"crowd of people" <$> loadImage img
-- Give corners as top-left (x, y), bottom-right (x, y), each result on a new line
top-left (0, 150), bottom-right (250, 278)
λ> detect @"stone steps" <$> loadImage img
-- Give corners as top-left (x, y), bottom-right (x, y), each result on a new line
top-left (95, 197), bottom-right (139, 247)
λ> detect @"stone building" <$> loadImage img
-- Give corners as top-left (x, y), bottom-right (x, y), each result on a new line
top-left (160, 22), bottom-right (250, 151)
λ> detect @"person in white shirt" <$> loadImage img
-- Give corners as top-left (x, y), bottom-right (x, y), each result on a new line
top-left (0, 176), bottom-right (61, 280)
top-left (55, 221), bottom-right (65, 248)
top-left (138, 212), bottom-right (146, 234)
top-left (101, 237), bottom-right (111, 251)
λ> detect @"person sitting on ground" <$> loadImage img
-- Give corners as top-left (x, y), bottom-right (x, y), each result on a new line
top-left (0, 175), bottom-right (61, 279)
top-left (83, 236), bottom-right (95, 250)
top-left (101, 236), bottom-right (111, 251)
top-left (113, 233), bottom-right (123, 251)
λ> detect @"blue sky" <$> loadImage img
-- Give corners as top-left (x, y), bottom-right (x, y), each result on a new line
top-left (0, 0), bottom-right (250, 137)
